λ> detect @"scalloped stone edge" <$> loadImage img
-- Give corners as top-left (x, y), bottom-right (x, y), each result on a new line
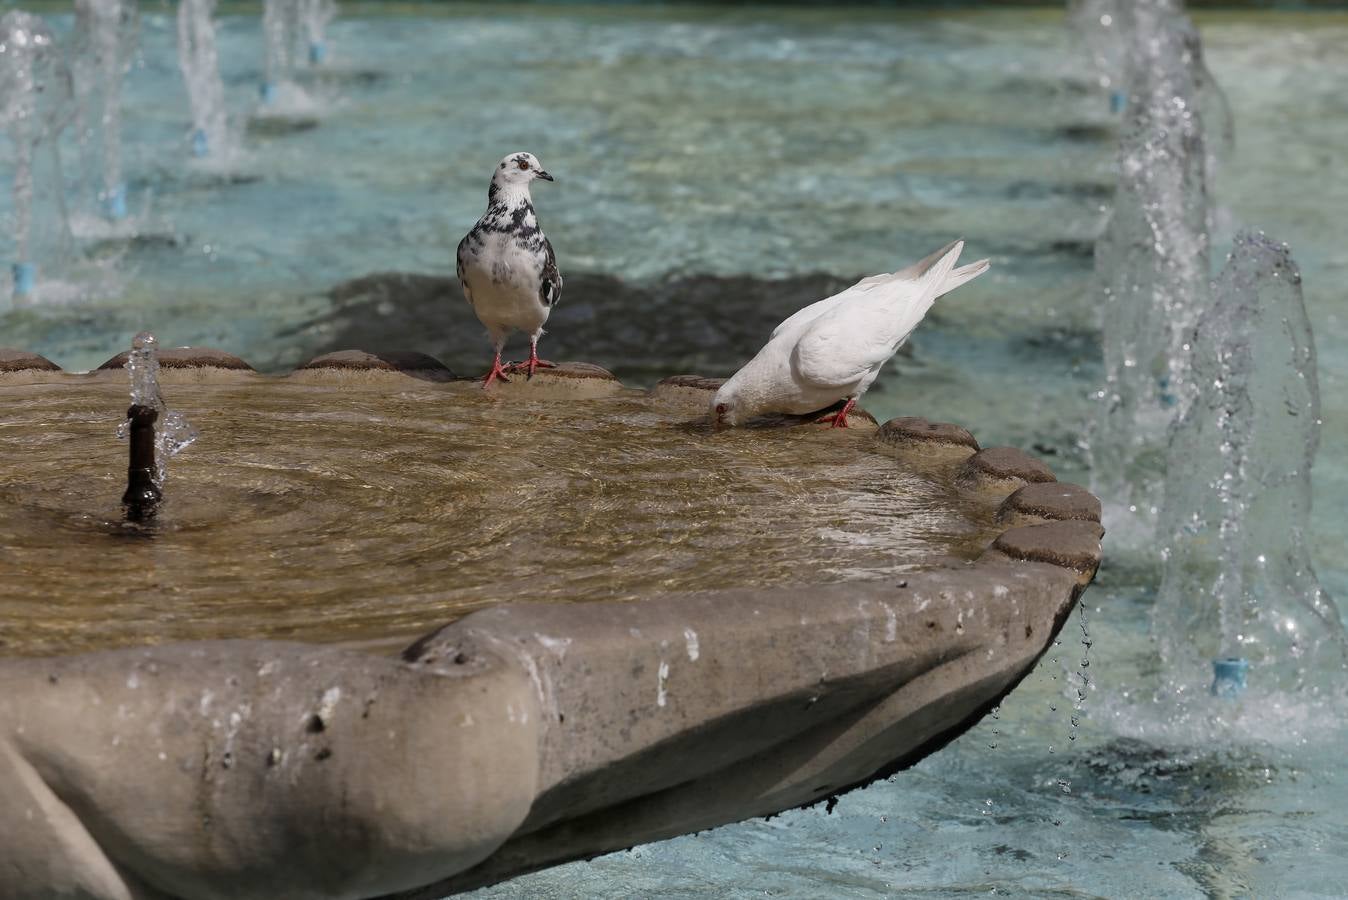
top-left (956, 445), bottom-right (1058, 491)
top-left (0, 348), bottom-right (62, 374)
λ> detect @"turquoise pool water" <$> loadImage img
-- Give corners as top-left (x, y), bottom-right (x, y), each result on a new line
top-left (3, 4), bottom-right (1347, 897)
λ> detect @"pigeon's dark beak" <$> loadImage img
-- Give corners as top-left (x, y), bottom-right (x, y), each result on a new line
top-left (536, 170), bottom-right (555, 182)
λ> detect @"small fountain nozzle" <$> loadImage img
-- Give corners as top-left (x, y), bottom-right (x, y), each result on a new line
top-left (12, 262), bottom-right (35, 298)
top-left (122, 402), bottom-right (161, 520)
top-left (190, 128), bottom-right (209, 158)
top-left (1210, 657), bottom-right (1249, 699)
top-left (308, 40), bottom-right (326, 65)
top-left (259, 81), bottom-right (277, 104)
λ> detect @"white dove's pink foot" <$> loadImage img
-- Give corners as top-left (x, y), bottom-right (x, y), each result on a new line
top-left (504, 347), bottom-right (556, 380)
top-left (817, 398), bottom-right (857, 429)
top-left (482, 352), bottom-right (511, 388)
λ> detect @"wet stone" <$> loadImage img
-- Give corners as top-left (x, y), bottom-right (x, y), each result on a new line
top-left (486, 361), bottom-right (625, 399)
top-left (996, 482), bottom-right (1101, 525)
top-left (297, 349), bottom-right (456, 382)
top-left (877, 417), bottom-right (980, 451)
top-left (958, 446), bottom-right (1056, 489)
top-left (98, 347), bottom-right (255, 372)
top-left (0, 349), bottom-right (61, 374)
top-left (649, 375), bottom-right (727, 413)
top-left (991, 520), bottom-right (1105, 576)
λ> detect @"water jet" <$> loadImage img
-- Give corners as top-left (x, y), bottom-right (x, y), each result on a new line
top-left (0, 11), bottom-right (74, 304)
top-left (72, 0), bottom-right (137, 223)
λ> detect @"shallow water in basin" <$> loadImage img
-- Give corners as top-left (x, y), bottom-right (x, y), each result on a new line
top-left (0, 378), bottom-right (990, 655)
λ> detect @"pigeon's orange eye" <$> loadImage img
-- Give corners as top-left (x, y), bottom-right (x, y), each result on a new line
top-left (518, 159), bottom-right (530, 170)
top-left (716, 404), bottom-right (726, 415)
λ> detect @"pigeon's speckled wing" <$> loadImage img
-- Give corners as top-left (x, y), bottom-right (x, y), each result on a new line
top-left (456, 233), bottom-right (476, 309)
top-left (539, 236), bottom-right (562, 308)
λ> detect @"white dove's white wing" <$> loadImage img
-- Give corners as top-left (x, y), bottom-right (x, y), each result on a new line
top-left (770, 240), bottom-right (989, 343)
top-left (790, 241), bottom-right (968, 392)
top-left (768, 281), bottom-right (868, 342)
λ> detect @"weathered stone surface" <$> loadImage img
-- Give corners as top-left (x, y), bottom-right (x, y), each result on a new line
top-left (98, 346), bottom-right (255, 372)
top-left (648, 374), bottom-right (725, 412)
top-left (0, 641), bottom-right (541, 900)
top-left (484, 361), bottom-right (625, 399)
top-left (996, 482), bottom-right (1102, 526)
top-left (991, 520), bottom-right (1106, 581)
top-left (877, 416), bottom-right (980, 452)
top-left (957, 446), bottom-right (1057, 490)
top-left (295, 349), bottom-right (456, 382)
top-left (389, 560), bottom-right (1082, 898)
top-left (0, 555), bottom-right (1088, 900)
top-left (0, 348), bottom-right (61, 374)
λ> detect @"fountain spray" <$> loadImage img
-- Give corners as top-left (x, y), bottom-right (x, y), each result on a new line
top-left (1087, 0), bottom-right (1341, 698)
top-left (1156, 234), bottom-right (1345, 696)
top-left (176, 0), bottom-right (227, 158)
top-left (261, 0), bottom-right (300, 103)
top-left (300, 0), bottom-right (337, 65)
top-left (0, 12), bottom-right (74, 304)
top-left (72, 0), bottom-right (137, 221)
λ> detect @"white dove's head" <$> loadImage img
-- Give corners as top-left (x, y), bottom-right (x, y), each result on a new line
top-left (710, 380), bottom-right (746, 428)
top-left (492, 151), bottom-right (554, 189)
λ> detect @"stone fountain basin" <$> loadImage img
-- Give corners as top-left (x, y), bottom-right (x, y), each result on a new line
top-left (0, 348), bottom-right (1103, 900)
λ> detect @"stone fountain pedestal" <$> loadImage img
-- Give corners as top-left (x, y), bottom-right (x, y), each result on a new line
top-left (0, 348), bottom-right (1102, 900)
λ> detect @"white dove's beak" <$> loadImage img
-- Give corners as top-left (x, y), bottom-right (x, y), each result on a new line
top-left (536, 170), bottom-right (555, 182)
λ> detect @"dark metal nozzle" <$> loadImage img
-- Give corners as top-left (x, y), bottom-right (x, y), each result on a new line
top-left (122, 403), bottom-right (161, 521)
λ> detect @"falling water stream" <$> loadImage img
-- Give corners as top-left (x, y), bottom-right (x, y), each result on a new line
top-left (176, 0), bottom-right (228, 158)
top-left (72, 0), bottom-right (137, 221)
top-left (0, 11), bottom-right (73, 304)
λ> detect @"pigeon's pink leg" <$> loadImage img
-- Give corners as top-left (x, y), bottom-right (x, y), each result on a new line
top-left (482, 350), bottom-right (511, 388)
top-left (817, 397), bottom-right (857, 429)
top-left (504, 340), bottom-right (557, 380)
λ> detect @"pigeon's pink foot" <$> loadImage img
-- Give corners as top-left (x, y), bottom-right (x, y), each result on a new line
top-left (482, 352), bottom-right (511, 388)
top-left (817, 398), bottom-right (857, 429)
top-left (504, 347), bottom-right (556, 380)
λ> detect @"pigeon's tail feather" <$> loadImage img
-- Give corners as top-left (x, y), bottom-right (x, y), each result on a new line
top-left (935, 258), bottom-right (991, 300)
top-left (914, 240), bottom-right (965, 295)
top-left (891, 239), bottom-right (963, 282)
top-left (855, 239), bottom-right (967, 291)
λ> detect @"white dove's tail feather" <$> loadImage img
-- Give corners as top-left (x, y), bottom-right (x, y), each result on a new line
top-left (912, 239), bottom-right (966, 297)
top-left (855, 240), bottom-right (988, 297)
top-left (934, 258), bottom-right (991, 299)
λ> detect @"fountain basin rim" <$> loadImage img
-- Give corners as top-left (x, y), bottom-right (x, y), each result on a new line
top-left (0, 348), bottom-right (1105, 899)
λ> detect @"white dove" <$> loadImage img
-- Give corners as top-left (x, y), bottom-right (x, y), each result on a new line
top-left (456, 151), bottom-right (562, 386)
top-left (712, 240), bottom-right (989, 427)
